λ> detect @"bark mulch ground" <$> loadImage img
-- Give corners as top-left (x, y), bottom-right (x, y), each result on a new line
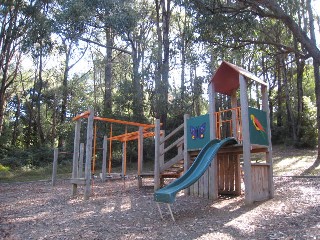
top-left (1, 176), bottom-right (319, 240)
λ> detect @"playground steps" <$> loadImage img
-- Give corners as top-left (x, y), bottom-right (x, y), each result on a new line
top-left (160, 159), bottom-right (184, 178)
top-left (188, 150), bottom-right (200, 165)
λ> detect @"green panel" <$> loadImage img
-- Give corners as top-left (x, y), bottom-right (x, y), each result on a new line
top-left (187, 114), bottom-right (210, 150)
top-left (248, 107), bottom-right (269, 146)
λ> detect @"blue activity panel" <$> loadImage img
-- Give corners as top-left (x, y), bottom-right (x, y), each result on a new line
top-left (187, 114), bottom-right (210, 150)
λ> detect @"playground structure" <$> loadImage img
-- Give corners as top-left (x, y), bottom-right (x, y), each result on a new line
top-left (154, 61), bottom-right (274, 219)
top-left (69, 110), bottom-right (158, 199)
top-left (67, 61), bottom-right (273, 212)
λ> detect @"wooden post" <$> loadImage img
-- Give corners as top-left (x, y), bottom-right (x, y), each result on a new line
top-left (78, 143), bottom-right (84, 178)
top-left (84, 108), bottom-right (94, 200)
top-left (72, 119), bottom-right (81, 196)
top-left (183, 114), bottom-right (190, 171)
top-left (101, 136), bottom-right (107, 181)
top-left (208, 82), bottom-right (216, 140)
top-left (108, 124), bottom-right (113, 175)
top-left (122, 140), bottom-right (127, 177)
top-left (239, 74), bottom-right (253, 204)
top-left (154, 119), bottom-right (161, 190)
top-left (159, 131), bottom-right (165, 167)
top-left (231, 90), bottom-right (238, 138)
top-left (52, 148), bottom-right (58, 186)
top-left (262, 84), bottom-right (274, 198)
top-left (138, 127), bottom-right (143, 175)
top-left (208, 82), bottom-right (219, 200)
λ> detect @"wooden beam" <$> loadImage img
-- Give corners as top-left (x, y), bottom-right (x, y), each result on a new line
top-left (122, 140), bottom-right (127, 177)
top-left (84, 107), bottom-right (94, 200)
top-left (160, 136), bottom-right (184, 156)
top-left (101, 136), bottom-right (107, 181)
top-left (52, 148), bottom-right (58, 187)
top-left (231, 91), bottom-right (238, 139)
top-left (239, 74), bottom-right (253, 204)
top-left (72, 119), bottom-right (81, 196)
top-left (137, 127), bottom-right (143, 176)
top-left (160, 123), bottom-right (183, 144)
top-left (154, 119), bottom-right (161, 190)
top-left (79, 143), bottom-right (84, 178)
top-left (184, 114), bottom-right (190, 195)
top-left (262, 84), bottom-right (274, 198)
top-left (160, 153), bottom-right (184, 172)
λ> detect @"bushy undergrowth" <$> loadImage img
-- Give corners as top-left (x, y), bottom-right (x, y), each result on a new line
top-left (0, 145), bottom-right (54, 170)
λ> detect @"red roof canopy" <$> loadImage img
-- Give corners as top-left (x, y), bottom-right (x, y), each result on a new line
top-left (210, 61), bottom-right (267, 96)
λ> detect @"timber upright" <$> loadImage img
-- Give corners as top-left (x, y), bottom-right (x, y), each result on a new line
top-left (154, 61), bottom-right (274, 221)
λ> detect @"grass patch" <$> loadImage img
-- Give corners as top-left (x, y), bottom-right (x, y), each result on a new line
top-left (1, 145), bottom-right (319, 183)
top-left (272, 145), bottom-right (320, 176)
top-left (0, 164), bottom-right (72, 183)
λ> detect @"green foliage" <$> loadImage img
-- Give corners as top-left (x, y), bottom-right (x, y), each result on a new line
top-left (0, 146), bottom-right (53, 170)
top-left (0, 164), bottom-right (10, 172)
top-left (1, 0), bottom-right (319, 174)
top-left (296, 96), bottom-right (318, 148)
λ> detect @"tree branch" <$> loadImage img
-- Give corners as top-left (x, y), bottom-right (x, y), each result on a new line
top-left (79, 37), bottom-right (132, 55)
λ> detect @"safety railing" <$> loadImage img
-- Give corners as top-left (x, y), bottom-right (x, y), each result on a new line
top-left (215, 107), bottom-right (242, 142)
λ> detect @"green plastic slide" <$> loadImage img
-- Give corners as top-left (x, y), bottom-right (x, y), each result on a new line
top-left (154, 137), bottom-right (237, 204)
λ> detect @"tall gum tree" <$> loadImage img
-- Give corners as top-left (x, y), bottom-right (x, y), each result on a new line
top-left (154, 0), bottom-right (172, 130)
top-left (238, 0), bottom-right (320, 161)
top-left (0, 0), bottom-right (27, 137)
top-left (190, 0), bottom-right (320, 161)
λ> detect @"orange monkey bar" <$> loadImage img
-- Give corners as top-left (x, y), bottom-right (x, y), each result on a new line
top-left (72, 111), bottom-right (90, 121)
top-left (108, 130), bottom-right (156, 142)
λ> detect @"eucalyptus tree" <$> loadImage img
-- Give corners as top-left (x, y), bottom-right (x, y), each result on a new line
top-left (235, 0), bottom-right (320, 159)
top-left (0, 0), bottom-right (29, 137)
top-left (75, 0), bottom-right (136, 118)
top-left (187, 0), bottom-right (320, 160)
top-left (153, 0), bottom-right (172, 130)
top-left (21, 0), bottom-right (55, 147)
top-left (170, 5), bottom-right (207, 117)
top-left (76, 0), bottom-right (157, 124)
top-left (53, 0), bottom-right (90, 148)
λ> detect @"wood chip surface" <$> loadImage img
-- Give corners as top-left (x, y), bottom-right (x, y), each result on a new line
top-left (1, 176), bottom-right (319, 240)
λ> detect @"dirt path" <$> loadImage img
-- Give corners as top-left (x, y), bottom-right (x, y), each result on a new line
top-left (1, 176), bottom-right (319, 240)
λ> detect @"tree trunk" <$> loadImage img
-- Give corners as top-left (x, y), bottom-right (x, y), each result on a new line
top-left (58, 42), bottom-right (72, 149)
top-left (294, 50), bottom-right (305, 142)
top-left (36, 47), bottom-right (45, 145)
top-left (161, 0), bottom-right (171, 129)
top-left (276, 57), bottom-right (282, 127)
top-left (52, 91), bottom-right (57, 147)
top-left (281, 56), bottom-right (297, 142)
top-left (131, 34), bottom-right (144, 122)
top-left (11, 95), bottom-right (21, 146)
top-left (180, 12), bottom-right (187, 108)
top-left (104, 28), bottom-right (113, 117)
top-left (0, 1), bottom-right (20, 136)
top-left (154, 0), bottom-right (171, 130)
top-left (0, 74), bottom-right (7, 136)
top-left (306, 0), bottom-right (320, 161)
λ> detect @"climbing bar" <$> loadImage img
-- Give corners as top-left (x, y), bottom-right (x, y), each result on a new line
top-left (94, 116), bottom-right (156, 128)
top-left (72, 111), bottom-right (90, 121)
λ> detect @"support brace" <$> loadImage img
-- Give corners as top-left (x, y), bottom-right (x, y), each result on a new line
top-left (156, 203), bottom-right (175, 222)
